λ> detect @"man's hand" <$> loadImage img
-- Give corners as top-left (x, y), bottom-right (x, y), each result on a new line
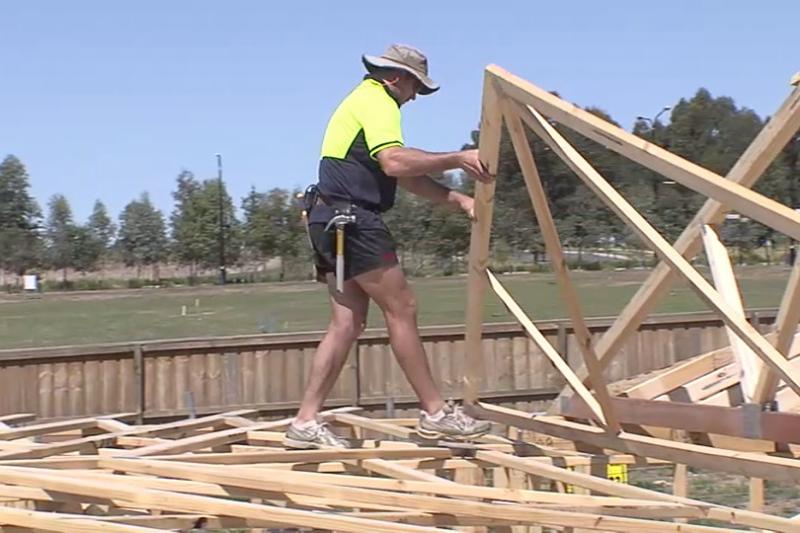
top-left (458, 194), bottom-right (476, 221)
top-left (458, 149), bottom-right (493, 183)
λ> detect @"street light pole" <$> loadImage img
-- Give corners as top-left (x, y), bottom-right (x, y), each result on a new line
top-left (215, 153), bottom-right (227, 285)
top-left (636, 105), bottom-right (672, 129)
top-left (636, 105), bottom-right (672, 209)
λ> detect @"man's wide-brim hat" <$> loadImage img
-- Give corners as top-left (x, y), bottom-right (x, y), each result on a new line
top-left (362, 43), bottom-right (439, 95)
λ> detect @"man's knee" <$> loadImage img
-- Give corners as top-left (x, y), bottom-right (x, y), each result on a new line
top-left (385, 292), bottom-right (418, 322)
top-left (330, 315), bottom-right (366, 343)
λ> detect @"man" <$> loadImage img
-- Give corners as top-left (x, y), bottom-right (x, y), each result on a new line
top-left (284, 44), bottom-right (493, 449)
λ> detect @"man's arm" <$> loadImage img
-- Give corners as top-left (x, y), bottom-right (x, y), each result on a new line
top-left (399, 175), bottom-right (462, 204)
top-left (398, 176), bottom-right (475, 219)
top-left (377, 147), bottom-right (492, 183)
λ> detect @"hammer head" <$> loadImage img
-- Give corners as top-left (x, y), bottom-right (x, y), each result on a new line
top-left (324, 213), bottom-right (357, 231)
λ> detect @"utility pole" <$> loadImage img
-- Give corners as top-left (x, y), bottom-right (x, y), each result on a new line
top-left (636, 105), bottom-right (672, 207)
top-left (216, 153), bottom-right (227, 285)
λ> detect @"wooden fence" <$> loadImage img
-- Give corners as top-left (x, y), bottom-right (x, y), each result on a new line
top-left (0, 309), bottom-right (777, 421)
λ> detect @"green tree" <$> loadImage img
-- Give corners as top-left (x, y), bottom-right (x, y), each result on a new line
top-left (764, 130), bottom-right (800, 263)
top-left (71, 224), bottom-right (104, 274)
top-left (118, 193), bottom-right (168, 280)
top-left (76, 199), bottom-right (117, 275)
top-left (44, 194), bottom-right (76, 283)
top-left (424, 202), bottom-right (471, 274)
top-left (258, 188), bottom-right (306, 280)
top-left (0, 155), bottom-right (42, 277)
top-left (170, 170), bottom-right (206, 280)
top-left (241, 186), bottom-right (278, 265)
top-left (383, 187), bottom-right (432, 274)
top-left (200, 178), bottom-right (242, 270)
top-left (87, 200), bottom-right (115, 254)
top-left (170, 172), bottom-right (240, 279)
top-left (657, 89), bottom-right (763, 243)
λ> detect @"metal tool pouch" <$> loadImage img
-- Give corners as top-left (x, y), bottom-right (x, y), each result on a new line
top-left (302, 184), bottom-right (319, 214)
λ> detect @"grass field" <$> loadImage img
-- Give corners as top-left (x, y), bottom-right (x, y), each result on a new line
top-left (0, 265), bottom-right (791, 349)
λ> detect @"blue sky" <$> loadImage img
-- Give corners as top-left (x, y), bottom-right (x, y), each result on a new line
top-left (2, 1), bottom-right (798, 222)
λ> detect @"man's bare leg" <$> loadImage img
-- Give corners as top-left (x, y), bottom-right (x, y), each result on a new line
top-left (295, 274), bottom-right (369, 423)
top-left (354, 264), bottom-right (445, 415)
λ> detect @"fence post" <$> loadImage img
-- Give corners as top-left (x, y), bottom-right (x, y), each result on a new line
top-left (133, 344), bottom-right (145, 424)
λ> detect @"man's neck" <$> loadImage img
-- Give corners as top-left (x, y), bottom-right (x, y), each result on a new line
top-left (363, 74), bottom-right (402, 106)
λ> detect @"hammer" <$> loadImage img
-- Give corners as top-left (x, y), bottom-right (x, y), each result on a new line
top-left (325, 212), bottom-right (356, 292)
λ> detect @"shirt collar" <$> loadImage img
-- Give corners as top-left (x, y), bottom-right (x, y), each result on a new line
top-left (363, 75), bottom-right (401, 107)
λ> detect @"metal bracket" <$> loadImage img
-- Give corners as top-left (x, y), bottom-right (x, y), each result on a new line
top-left (741, 403), bottom-right (762, 439)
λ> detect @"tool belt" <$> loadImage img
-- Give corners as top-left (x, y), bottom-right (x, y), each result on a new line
top-left (303, 184), bottom-right (374, 223)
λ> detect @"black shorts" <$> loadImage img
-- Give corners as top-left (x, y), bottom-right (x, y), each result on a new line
top-left (308, 222), bottom-right (398, 282)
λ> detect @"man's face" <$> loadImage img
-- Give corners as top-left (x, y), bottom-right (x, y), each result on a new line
top-left (395, 72), bottom-right (423, 106)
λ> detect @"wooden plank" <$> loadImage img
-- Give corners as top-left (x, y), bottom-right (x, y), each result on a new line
top-left (356, 457), bottom-right (456, 484)
top-left (701, 225), bottom-right (762, 400)
top-left (38, 362), bottom-right (54, 418)
top-left (119, 355), bottom-right (135, 413)
top-left (83, 359), bottom-right (99, 415)
top-left (659, 361), bottom-right (742, 403)
top-left (123, 418), bottom-right (293, 457)
top-left (174, 353), bottom-right (190, 412)
top-left (485, 270), bottom-right (606, 425)
top-left (0, 505), bottom-right (161, 532)
top-left (52, 362), bottom-right (68, 417)
top-left (475, 402), bottom-right (800, 482)
top-left (0, 410), bottom-right (253, 460)
top-left (556, 77), bottom-right (800, 396)
top-left (346, 511), bottom-right (522, 528)
top-left (254, 350), bottom-right (268, 403)
top-left (67, 360), bottom-right (83, 416)
top-left (100, 359), bottom-right (117, 413)
top-left (76, 515), bottom-right (265, 530)
top-left (0, 414), bottom-right (36, 426)
top-left (516, 101), bottom-right (800, 400)
top-left (0, 456), bottom-right (99, 469)
top-left (284, 347), bottom-right (302, 402)
top-left (206, 351), bottom-right (223, 407)
top-left (128, 406), bottom-right (355, 456)
top-left (624, 330), bottom-right (800, 402)
top-left (749, 477), bottom-right (764, 512)
top-left (561, 395), bottom-right (800, 443)
top-left (331, 412), bottom-right (415, 439)
top-left (475, 449), bottom-right (796, 533)
top-left (464, 72), bottom-right (502, 404)
top-left (492, 66), bottom-right (800, 240)
top-left (100, 458), bottom-right (729, 532)
top-left (152, 447), bottom-right (454, 464)
top-left (623, 347), bottom-right (731, 399)
top-left (0, 417), bottom-right (98, 441)
top-left (147, 463), bottom-right (687, 510)
top-left (673, 464), bottom-right (688, 498)
top-left (504, 104), bottom-right (618, 431)
top-left (0, 466), bottom-right (443, 533)
top-left (754, 252), bottom-right (800, 403)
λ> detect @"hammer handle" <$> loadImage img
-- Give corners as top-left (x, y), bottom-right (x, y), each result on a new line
top-left (335, 225), bottom-right (345, 292)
